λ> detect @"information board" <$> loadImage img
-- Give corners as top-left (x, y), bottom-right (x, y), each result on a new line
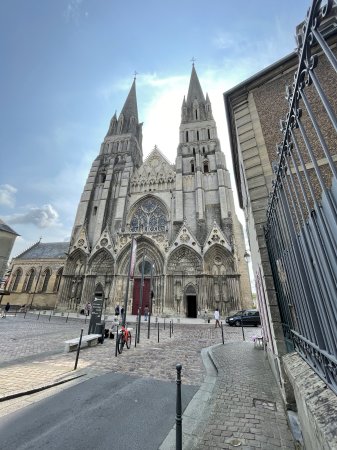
top-left (88, 296), bottom-right (103, 334)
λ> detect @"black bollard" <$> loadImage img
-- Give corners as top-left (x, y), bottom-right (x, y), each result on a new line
top-left (135, 323), bottom-right (137, 348)
top-left (170, 320), bottom-right (172, 338)
top-left (24, 310), bottom-right (27, 319)
top-left (164, 317), bottom-right (165, 330)
top-left (49, 310), bottom-right (52, 322)
top-left (37, 311), bottom-right (40, 320)
top-left (74, 328), bottom-right (83, 370)
top-left (241, 317), bottom-right (245, 341)
top-left (221, 321), bottom-right (224, 344)
top-left (115, 326), bottom-right (119, 357)
top-left (147, 314), bottom-right (151, 339)
top-left (66, 312), bottom-right (69, 323)
top-left (157, 321), bottom-right (160, 343)
top-left (176, 364), bottom-right (182, 450)
top-left (172, 320), bottom-right (174, 334)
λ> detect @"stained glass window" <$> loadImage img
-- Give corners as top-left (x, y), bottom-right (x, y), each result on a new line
top-left (130, 198), bottom-right (167, 233)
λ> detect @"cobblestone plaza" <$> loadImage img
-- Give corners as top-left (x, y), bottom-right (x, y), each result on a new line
top-left (0, 313), bottom-right (295, 449)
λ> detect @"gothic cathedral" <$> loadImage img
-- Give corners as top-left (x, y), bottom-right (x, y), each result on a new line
top-left (57, 65), bottom-right (251, 317)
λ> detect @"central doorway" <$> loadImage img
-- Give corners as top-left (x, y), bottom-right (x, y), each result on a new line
top-left (185, 285), bottom-right (197, 318)
top-left (132, 279), bottom-right (151, 315)
top-left (186, 295), bottom-right (197, 318)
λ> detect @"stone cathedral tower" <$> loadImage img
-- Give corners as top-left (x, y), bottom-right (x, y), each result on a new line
top-left (57, 66), bottom-right (251, 316)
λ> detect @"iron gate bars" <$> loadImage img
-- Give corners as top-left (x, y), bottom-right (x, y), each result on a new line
top-left (265, 0), bottom-right (337, 394)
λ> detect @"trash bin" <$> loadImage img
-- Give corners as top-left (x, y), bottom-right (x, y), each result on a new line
top-left (95, 321), bottom-right (105, 344)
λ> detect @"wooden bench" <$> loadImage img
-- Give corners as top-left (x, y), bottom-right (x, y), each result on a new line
top-left (64, 334), bottom-right (102, 352)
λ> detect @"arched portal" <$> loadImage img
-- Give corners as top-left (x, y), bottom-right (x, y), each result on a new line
top-left (185, 284), bottom-right (197, 318)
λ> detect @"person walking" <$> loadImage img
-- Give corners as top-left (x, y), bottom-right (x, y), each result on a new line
top-left (3, 302), bottom-right (10, 318)
top-left (115, 304), bottom-right (120, 317)
top-left (85, 302), bottom-right (91, 316)
top-left (214, 308), bottom-right (221, 328)
top-left (144, 305), bottom-right (149, 321)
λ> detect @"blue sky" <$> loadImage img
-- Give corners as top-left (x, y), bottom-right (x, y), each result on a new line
top-left (1, 0), bottom-right (310, 258)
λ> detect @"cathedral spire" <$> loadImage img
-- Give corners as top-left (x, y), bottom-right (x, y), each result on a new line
top-left (119, 78), bottom-right (139, 123)
top-left (186, 64), bottom-right (205, 106)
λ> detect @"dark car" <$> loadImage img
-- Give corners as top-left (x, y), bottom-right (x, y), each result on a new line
top-left (225, 309), bottom-right (260, 327)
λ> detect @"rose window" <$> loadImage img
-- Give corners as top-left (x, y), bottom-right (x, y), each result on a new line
top-left (130, 198), bottom-right (167, 233)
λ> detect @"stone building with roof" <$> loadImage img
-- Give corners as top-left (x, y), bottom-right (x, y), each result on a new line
top-left (0, 219), bottom-right (19, 295)
top-left (56, 65), bottom-right (251, 316)
top-left (7, 241), bottom-right (68, 309)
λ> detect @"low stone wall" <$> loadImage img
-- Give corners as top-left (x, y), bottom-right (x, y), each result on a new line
top-left (283, 352), bottom-right (337, 450)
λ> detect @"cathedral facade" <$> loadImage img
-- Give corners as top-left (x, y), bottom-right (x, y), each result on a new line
top-left (57, 66), bottom-right (251, 317)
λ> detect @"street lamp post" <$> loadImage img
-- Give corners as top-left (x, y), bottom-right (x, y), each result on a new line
top-left (240, 251), bottom-right (251, 341)
top-left (137, 253), bottom-right (146, 343)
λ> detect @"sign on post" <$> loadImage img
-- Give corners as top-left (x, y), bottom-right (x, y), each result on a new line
top-left (88, 296), bottom-right (103, 334)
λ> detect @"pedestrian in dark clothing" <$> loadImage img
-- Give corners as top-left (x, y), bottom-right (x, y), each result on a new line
top-left (144, 305), bottom-right (149, 321)
top-left (2, 302), bottom-right (10, 318)
top-left (120, 307), bottom-right (124, 321)
top-left (115, 305), bottom-right (120, 316)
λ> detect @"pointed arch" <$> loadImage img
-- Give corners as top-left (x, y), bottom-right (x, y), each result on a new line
top-left (94, 283), bottom-right (104, 298)
top-left (41, 268), bottom-right (52, 292)
top-left (64, 248), bottom-right (87, 276)
top-left (167, 245), bottom-right (202, 275)
top-left (185, 283), bottom-right (197, 295)
top-left (23, 268), bottom-right (36, 293)
top-left (128, 195), bottom-right (169, 234)
top-left (53, 268), bottom-right (63, 292)
top-left (10, 267), bottom-right (22, 291)
top-left (116, 236), bottom-right (164, 276)
top-left (88, 248), bottom-right (114, 276)
top-left (204, 244), bottom-right (234, 275)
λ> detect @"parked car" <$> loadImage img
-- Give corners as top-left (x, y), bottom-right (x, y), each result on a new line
top-left (225, 309), bottom-right (260, 327)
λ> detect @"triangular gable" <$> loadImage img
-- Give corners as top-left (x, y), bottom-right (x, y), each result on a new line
top-left (167, 220), bottom-right (201, 256)
top-left (91, 227), bottom-right (114, 257)
top-left (133, 146), bottom-right (175, 179)
top-left (203, 221), bottom-right (232, 255)
top-left (70, 223), bottom-right (90, 255)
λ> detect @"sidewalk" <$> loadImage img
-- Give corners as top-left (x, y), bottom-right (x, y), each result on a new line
top-left (193, 342), bottom-right (295, 449)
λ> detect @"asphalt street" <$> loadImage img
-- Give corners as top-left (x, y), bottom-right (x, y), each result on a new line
top-left (0, 371), bottom-right (198, 450)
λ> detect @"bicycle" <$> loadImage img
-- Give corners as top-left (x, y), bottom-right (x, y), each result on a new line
top-left (117, 325), bottom-right (132, 354)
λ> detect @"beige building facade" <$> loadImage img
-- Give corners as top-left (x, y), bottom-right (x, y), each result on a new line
top-left (7, 241), bottom-right (67, 309)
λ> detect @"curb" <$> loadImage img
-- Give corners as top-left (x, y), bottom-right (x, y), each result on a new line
top-left (159, 344), bottom-right (219, 450)
top-left (0, 373), bottom-right (86, 403)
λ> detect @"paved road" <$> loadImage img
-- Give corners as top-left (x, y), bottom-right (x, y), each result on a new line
top-left (0, 315), bottom-right (296, 449)
top-left (0, 371), bottom-right (198, 450)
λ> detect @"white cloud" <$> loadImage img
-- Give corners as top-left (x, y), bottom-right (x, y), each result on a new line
top-left (5, 204), bottom-right (60, 228)
top-left (212, 31), bottom-right (240, 51)
top-left (65, 0), bottom-right (87, 23)
top-left (0, 184), bottom-right (17, 208)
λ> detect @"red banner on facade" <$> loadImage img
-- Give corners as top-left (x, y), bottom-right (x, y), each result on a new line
top-left (129, 238), bottom-right (137, 278)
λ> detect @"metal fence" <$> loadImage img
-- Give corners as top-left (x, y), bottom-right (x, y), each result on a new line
top-left (265, 0), bottom-right (337, 394)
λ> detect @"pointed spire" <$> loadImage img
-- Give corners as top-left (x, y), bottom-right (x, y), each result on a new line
top-left (120, 78), bottom-right (139, 123)
top-left (186, 65), bottom-right (205, 105)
